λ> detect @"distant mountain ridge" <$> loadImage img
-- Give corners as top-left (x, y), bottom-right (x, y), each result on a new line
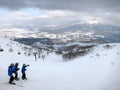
top-left (0, 23), bottom-right (120, 43)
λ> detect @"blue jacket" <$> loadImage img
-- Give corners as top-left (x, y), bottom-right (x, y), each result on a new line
top-left (21, 65), bottom-right (29, 73)
top-left (13, 65), bottom-right (19, 73)
top-left (8, 66), bottom-right (13, 77)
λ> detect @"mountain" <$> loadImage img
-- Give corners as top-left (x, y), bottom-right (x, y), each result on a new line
top-left (0, 23), bottom-right (120, 44)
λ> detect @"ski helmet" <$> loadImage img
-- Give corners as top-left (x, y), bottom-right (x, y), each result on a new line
top-left (23, 64), bottom-right (26, 66)
top-left (10, 63), bottom-right (14, 67)
top-left (15, 62), bottom-right (19, 66)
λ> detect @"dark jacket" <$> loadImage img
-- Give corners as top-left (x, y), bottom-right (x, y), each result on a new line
top-left (13, 65), bottom-right (19, 73)
top-left (21, 65), bottom-right (29, 73)
top-left (8, 66), bottom-right (14, 77)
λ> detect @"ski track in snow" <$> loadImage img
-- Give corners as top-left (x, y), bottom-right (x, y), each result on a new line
top-left (0, 38), bottom-right (120, 90)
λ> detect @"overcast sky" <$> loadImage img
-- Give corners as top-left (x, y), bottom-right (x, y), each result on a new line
top-left (0, 0), bottom-right (120, 26)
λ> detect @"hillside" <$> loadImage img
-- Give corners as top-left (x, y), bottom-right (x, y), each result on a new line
top-left (0, 37), bottom-right (120, 90)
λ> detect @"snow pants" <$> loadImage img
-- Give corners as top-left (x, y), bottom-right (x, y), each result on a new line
top-left (9, 76), bottom-right (14, 83)
top-left (14, 72), bottom-right (19, 80)
top-left (22, 73), bottom-right (27, 80)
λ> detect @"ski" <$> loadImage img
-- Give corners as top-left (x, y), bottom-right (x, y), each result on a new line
top-left (16, 84), bottom-right (24, 87)
top-left (5, 82), bottom-right (24, 87)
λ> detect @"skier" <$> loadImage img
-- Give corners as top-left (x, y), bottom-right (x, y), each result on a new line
top-left (13, 62), bottom-right (20, 80)
top-left (8, 63), bottom-right (15, 85)
top-left (21, 64), bottom-right (29, 80)
top-left (33, 52), bottom-right (37, 61)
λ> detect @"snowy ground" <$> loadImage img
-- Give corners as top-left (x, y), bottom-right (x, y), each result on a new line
top-left (0, 38), bottom-right (120, 90)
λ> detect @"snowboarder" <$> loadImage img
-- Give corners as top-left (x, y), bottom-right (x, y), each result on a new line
top-left (13, 62), bottom-right (20, 80)
top-left (8, 63), bottom-right (15, 85)
top-left (21, 64), bottom-right (29, 80)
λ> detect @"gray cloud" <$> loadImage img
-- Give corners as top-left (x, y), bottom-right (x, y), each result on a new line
top-left (0, 0), bottom-right (120, 27)
top-left (0, 0), bottom-right (27, 10)
top-left (0, 0), bottom-right (120, 12)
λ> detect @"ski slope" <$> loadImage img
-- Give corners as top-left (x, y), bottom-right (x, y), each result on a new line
top-left (0, 38), bottom-right (120, 90)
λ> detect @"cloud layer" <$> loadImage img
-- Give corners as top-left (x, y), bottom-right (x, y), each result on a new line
top-left (0, 0), bottom-right (120, 26)
top-left (0, 0), bottom-right (120, 12)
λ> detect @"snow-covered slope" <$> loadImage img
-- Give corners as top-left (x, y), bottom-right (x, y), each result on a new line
top-left (0, 37), bottom-right (120, 90)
